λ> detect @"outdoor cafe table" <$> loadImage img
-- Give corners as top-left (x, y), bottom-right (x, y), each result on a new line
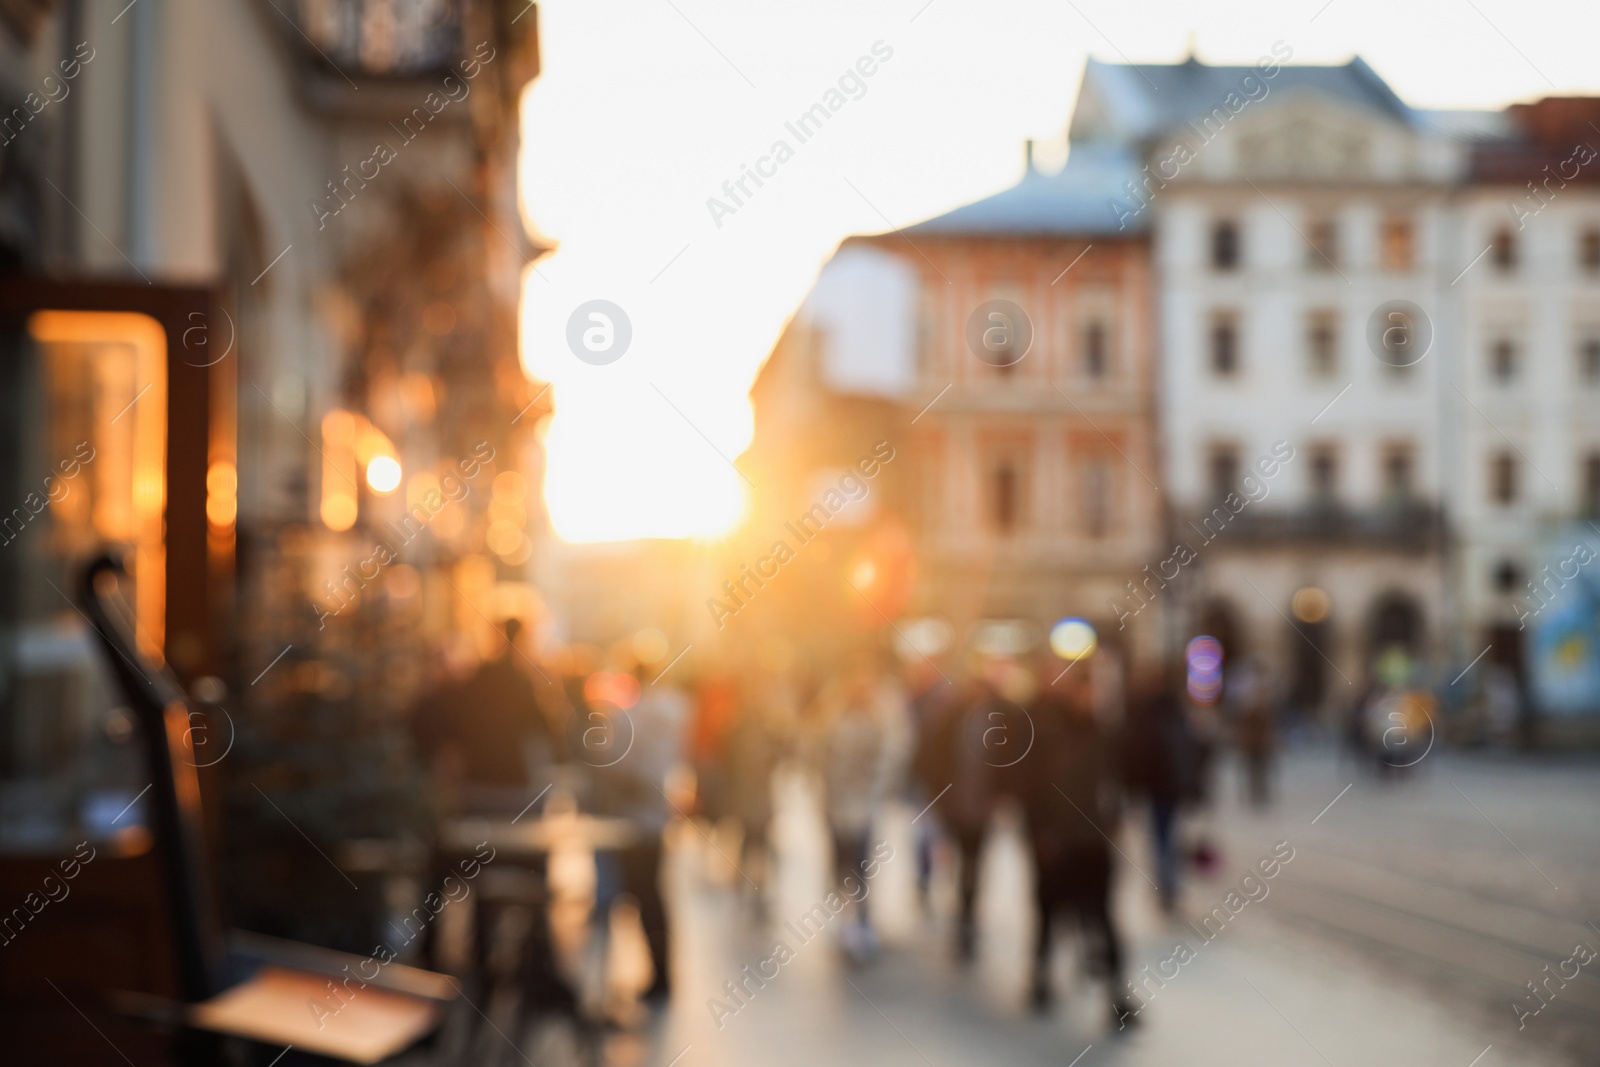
top-left (437, 812), bottom-right (640, 859)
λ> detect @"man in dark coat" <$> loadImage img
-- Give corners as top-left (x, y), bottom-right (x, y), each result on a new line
top-left (921, 675), bottom-right (1003, 962)
top-left (1122, 668), bottom-right (1196, 913)
top-left (1020, 659), bottom-right (1135, 1026)
top-left (414, 618), bottom-right (558, 809)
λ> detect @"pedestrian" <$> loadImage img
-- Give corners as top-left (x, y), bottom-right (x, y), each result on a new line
top-left (418, 618), bottom-right (558, 813)
top-left (1122, 666), bottom-right (1196, 913)
top-left (722, 678), bottom-right (780, 915)
top-left (927, 671), bottom-right (1004, 963)
top-left (817, 660), bottom-right (909, 964)
top-left (1228, 656), bottom-right (1274, 807)
top-left (1021, 657), bottom-right (1137, 1027)
top-left (906, 658), bottom-right (955, 913)
top-left (589, 662), bottom-right (689, 1004)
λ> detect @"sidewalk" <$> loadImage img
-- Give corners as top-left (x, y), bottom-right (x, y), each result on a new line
top-left (630, 765), bottom-right (1560, 1067)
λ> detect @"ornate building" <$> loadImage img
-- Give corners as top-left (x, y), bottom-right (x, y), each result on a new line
top-left (1072, 53), bottom-right (1461, 718)
top-left (749, 142), bottom-right (1166, 674)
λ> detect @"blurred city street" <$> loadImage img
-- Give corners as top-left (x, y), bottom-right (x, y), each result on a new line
top-left (600, 748), bottom-right (1597, 1067)
top-left (9, 2), bottom-right (1600, 1064)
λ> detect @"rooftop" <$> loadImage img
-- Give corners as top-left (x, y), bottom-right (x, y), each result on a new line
top-left (903, 142), bottom-right (1146, 237)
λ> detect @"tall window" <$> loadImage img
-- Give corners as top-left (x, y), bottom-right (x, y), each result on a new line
top-left (1208, 444), bottom-right (1240, 500)
top-left (1211, 219), bottom-right (1240, 271)
top-left (1307, 310), bottom-right (1338, 377)
top-left (1084, 460), bottom-right (1110, 537)
top-left (1084, 321), bottom-right (1108, 379)
top-left (1306, 218), bottom-right (1339, 270)
top-left (1210, 311), bottom-right (1239, 377)
top-left (1490, 338), bottom-right (1517, 384)
top-left (1580, 336), bottom-right (1600, 385)
top-left (1491, 227), bottom-right (1517, 271)
top-left (1381, 216), bottom-right (1415, 272)
top-left (1584, 452), bottom-right (1600, 518)
top-left (1309, 443), bottom-right (1339, 503)
top-left (1382, 441), bottom-right (1415, 500)
top-left (1490, 451), bottom-right (1518, 505)
top-left (1581, 227), bottom-right (1600, 273)
top-left (991, 462), bottom-right (1018, 533)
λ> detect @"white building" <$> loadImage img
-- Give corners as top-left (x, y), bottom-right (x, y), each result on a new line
top-left (1454, 101), bottom-right (1600, 728)
top-left (1069, 53), bottom-right (1600, 723)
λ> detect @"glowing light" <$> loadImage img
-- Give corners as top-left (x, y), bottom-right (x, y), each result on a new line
top-left (1291, 586), bottom-right (1331, 624)
top-left (321, 493), bottom-right (357, 532)
top-left (206, 461), bottom-right (237, 526)
top-left (386, 564), bottom-right (421, 600)
top-left (1049, 617), bottom-right (1098, 661)
top-left (487, 520), bottom-right (525, 557)
top-left (895, 617), bottom-right (952, 661)
top-left (321, 410), bottom-right (358, 531)
top-left (493, 470), bottom-right (528, 502)
top-left (1186, 635), bottom-right (1224, 705)
top-left (536, 382), bottom-right (748, 542)
top-left (584, 670), bottom-right (641, 711)
top-left (366, 455), bottom-right (402, 494)
top-left (632, 628), bottom-right (669, 664)
top-left (971, 619), bottom-right (1037, 657)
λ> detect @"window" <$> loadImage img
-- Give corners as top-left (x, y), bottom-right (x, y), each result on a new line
top-left (1084, 321), bottom-right (1108, 378)
top-left (1491, 227), bottom-right (1517, 271)
top-left (1208, 444), bottom-right (1240, 500)
top-left (1490, 451), bottom-right (1518, 505)
top-left (1307, 310), bottom-right (1338, 377)
top-left (1211, 219), bottom-right (1240, 271)
top-left (1378, 308), bottom-right (1419, 375)
top-left (1309, 444), bottom-right (1339, 502)
top-left (1581, 227), bottom-right (1600, 272)
top-left (1210, 311), bottom-right (1239, 377)
top-left (1492, 559), bottom-right (1521, 593)
top-left (1383, 442), bottom-right (1415, 500)
top-left (992, 462), bottom-right (1018, 533)
top-left (1381, 216), bottom-right (1415, 271)
top-left (1584, 452), bottom-right (1600, 518)
top-left (1084, 460), bottom-right (1110, 537)
top-left (1306, 218), bottom-right (1339, 270)
top-left (1490, 339), bottom-right (1517, 384)
top-left (1580, 337), bottom-right (1600, 384)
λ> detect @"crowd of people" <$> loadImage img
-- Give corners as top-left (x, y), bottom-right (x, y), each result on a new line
top-left (404, 622), bottom-right (1295, 1032)
top-left (405, 619), bottom-right (1518, 1042)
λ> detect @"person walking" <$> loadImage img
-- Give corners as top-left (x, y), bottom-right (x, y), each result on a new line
top-left (1228, 657), bottom-right (1275, 807)
top-left (906, 659), bottom-right (956, 912)
top-left (1021, 659), bottom-right (1137, 1027)
top-left (927, 673), bottom-right (1003, 963)
top-left (722, 679), bottom-right (780, 915)
top-left (818, 662), bottom-right (908, 964)
top-left (589, 664), bottom-right (689, 1003)
top-left (1122, 667), bottom-right (1196, 914)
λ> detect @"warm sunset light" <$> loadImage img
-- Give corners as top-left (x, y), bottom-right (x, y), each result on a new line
top-left (19, 5), bottom-right (1600, 1061)
top-left (365, 455), bottom-right (402, 494)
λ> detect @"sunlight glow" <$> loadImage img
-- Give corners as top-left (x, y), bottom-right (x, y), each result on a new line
top-left (515, 0), bottom-right (1600, 543)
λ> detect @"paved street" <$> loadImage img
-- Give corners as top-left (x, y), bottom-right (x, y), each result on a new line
top-left (574, 747), bottom-right (1600, 1067)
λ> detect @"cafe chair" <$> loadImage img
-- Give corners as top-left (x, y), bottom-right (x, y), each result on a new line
top-left (80, 554), bottom-right (458, 1064)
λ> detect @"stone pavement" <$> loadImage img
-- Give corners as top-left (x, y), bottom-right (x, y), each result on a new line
top-left (598, 748), bottom-right (1593, 1067)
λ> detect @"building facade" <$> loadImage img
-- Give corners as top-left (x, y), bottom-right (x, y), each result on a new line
top-left (751, 144), bottom-right (1167, 672)
top-left (1074, 53), bottom-right (1600, 725)
top-left (1457, 98), bottom-right (1600, 725)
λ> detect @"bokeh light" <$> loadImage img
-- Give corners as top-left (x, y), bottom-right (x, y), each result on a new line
top-left (366, 455), bottom-right (402, 494)
top-left (1049, 617), bottom-right (1098, 661)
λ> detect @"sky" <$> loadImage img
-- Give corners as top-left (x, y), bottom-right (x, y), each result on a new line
top-left (516, 0), bottom-right (1600, 543)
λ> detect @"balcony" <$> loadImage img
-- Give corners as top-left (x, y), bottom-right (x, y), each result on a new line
top-left (1178, 500), bottom-right (1446, 552)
